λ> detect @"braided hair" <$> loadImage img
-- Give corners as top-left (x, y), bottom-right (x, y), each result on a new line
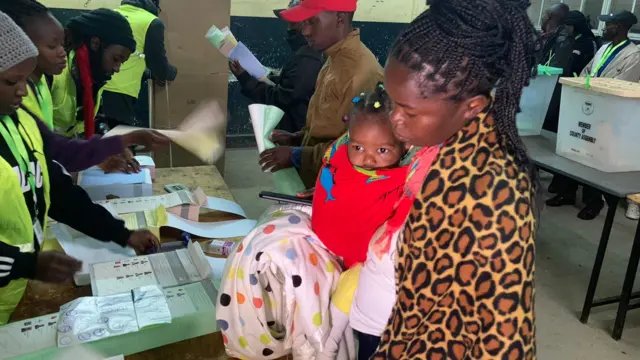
top-left (0, 0), bottom-right (49, 29)
top-left (350, 82), bottom-right (390, 118)
top-left (390, 0), bottom-right (541, 211)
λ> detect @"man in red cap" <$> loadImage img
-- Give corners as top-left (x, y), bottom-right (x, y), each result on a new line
top-left (258, 0), bottom-right (384, 188)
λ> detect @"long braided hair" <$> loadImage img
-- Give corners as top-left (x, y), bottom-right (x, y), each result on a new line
top-left (390, 0), bottom-right (542, 213)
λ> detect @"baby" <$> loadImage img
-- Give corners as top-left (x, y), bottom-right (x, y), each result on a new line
top-left (311, 84), bottom-right (409, 269)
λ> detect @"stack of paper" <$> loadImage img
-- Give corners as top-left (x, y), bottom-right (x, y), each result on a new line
top-left (206, 24), bottom-right (270, 81)
top-left (89, 241), bottom-right (212, 296)
top-left (249, 104), bottom-right (306, 195)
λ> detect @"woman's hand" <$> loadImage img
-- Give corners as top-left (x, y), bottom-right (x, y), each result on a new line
top-left (127, 230), bottom-right (161, 254)
top-left (297, 187), bottom-right (315, 199)
top-left (98, 149), bottom-right (140, 174)
top-left (121, 130), bottom-right (170, 151)
top-left (35, 251), bottom-right (82, 283)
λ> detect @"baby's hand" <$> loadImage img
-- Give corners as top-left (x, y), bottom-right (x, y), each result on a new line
top-left (297, 188), bottom-right (315, 199)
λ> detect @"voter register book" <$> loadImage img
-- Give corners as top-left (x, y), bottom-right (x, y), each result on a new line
top-left (90, 241), bottom-right (212, 296)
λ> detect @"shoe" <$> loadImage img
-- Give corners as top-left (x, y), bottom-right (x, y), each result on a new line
top-left (577, 201), bottom-right (604, 220)
top-left (545, 195), bottom-right (576, 207)
top-left (626, 200), bottom-right (640, 220)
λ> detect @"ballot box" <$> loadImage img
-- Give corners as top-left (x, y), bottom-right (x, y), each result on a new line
top-left (78, 168), bottom-right (153, 201)
top-left (517, 65), bottom-right (563, 136)
top-left (556, 77), bottom-right (640, 172)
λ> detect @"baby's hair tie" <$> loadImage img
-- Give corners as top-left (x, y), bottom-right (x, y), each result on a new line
top-left (378, 83), bottom-right (385, 89)
top-left (352, 96), bottom-right (361, 103)
top-left (374, 101), bottom-right (381, 109)
top-left (342, 115), bottom-right (349, 122)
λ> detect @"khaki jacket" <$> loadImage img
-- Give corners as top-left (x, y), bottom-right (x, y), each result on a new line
top-left (581, 41), bottom-right (640, 81)
top-left (298, 29), bottom-right (384, 187)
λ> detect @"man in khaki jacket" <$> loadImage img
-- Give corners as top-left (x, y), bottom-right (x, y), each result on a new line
top-left (259, 0), bottom-right (384, 188)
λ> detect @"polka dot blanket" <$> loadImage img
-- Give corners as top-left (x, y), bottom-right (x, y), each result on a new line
top-left (216, 204), bottom-right (356, 359)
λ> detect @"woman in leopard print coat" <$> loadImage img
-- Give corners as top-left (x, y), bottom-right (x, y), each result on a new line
top-left (372, 0), bottom-right (541, 359)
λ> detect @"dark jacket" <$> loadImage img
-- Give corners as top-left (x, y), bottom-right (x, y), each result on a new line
top-left (0, 111), bottom-right (131, 287)
top-left (236, 32), bottom-right (323, 133)
top-left (122, 0), bottom-right (177, 82)
top-left (36, 118), bottom-right (125, 172)
top-left (542, 33), bottom-right (597, 133)
top-left (542, 25), bottom-right (574, 76)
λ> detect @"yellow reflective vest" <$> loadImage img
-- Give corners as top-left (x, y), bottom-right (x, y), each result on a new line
top-left (103, 4), bottom-right (157, 99)
top-left (0, 108), bottom-right (50, 324)
top-left (51, 51), bottom-right (104, 138)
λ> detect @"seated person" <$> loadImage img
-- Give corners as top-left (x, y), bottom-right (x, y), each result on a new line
top-left (311, 85), bottom-right (409, 268)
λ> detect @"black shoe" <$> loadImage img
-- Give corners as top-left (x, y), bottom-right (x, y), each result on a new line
top-left (546, 195), bottom-right (576, 207)
top-left (577, 201), bottom-right (604, 220)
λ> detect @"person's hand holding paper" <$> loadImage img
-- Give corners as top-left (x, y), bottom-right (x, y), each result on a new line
top-left (249, 104), bottom-right (305, 195)
top-left (104, 100), bottom-right (227, 165)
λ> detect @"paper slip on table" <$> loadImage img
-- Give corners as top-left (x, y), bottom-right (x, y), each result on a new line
top-left (10, 166), bottom-right (255, 360)
top-left (523, 135), bottom-right (640, 340)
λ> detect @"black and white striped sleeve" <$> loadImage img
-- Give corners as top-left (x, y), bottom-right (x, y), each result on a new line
top-left (0, 242), bottom-right (37, 288)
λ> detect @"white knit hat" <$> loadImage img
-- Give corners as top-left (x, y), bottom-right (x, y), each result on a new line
top-left (0, 11), bottom-right (38, 73)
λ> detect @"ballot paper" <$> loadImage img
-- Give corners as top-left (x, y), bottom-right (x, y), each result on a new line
top-left (105, 101), bottom-right (226, 165)
top-left (118, 206), bottom-right (168, 230)
top-left (132, 285), bottom-right (172, 329)
top-left (135, 155), bottom-right (155, 179)
top-left (56, 293), bottom-right (139, 348)
top-left (205, 25), bottom-right (237, 57)
top-left (249, 104), bottom-right (306, 195)
top-left (95, 187), bottom-right (210, 222)
top-left (0, 313), bottom-right (59, 358)
top-left (229, 42), bottom-right (269, 80)
top-left (166, 214), bottom-right (257, 238)
top-left (90, 241), bottom-right (212, 296)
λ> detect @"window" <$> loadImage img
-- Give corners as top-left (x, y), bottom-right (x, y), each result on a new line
top-left (529, 0), bottom-right (640, 36)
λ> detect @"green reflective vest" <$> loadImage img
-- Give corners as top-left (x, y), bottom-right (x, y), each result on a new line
top-left (0, 108), bottom-right (50, 324)
top-left (103, 4), bottom-right (157, 99)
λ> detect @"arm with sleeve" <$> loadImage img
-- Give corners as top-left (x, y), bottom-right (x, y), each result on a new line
top-left (144, 19), bottom-right (177, 82)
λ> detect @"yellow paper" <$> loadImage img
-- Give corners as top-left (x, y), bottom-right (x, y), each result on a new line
top-left (119, 206), bottom-right (168, 238)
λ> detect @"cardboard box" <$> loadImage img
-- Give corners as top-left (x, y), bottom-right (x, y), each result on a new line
top-left (78, 168), bottom-right (153, 201)
top-left (159, 0), bottom-right (231, 75)
top-left (152, 73), bottom-right (228, 173)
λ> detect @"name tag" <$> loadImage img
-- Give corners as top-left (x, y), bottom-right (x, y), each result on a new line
top-left (33, 219), bottom-right (44, 246)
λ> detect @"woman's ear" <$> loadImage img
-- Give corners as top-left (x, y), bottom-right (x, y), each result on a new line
top-left (462, 94), bottom-right (490, 121)
top-left (89, 37), bottom-right (101, 52)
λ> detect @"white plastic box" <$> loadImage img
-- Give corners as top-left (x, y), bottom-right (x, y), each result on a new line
top-left (556, 77), bottom-right (640, 172)
top-left (78, 168), bottom-right (153, 201)
top-left (517, 65), bottom-right (563, 136)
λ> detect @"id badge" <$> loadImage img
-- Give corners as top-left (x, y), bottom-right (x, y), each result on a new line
top-left (33, 219), bottom-right (44, 246)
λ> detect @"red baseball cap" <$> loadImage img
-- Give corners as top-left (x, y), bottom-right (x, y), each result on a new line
top-left (279, 0), bottom-right (357, 23)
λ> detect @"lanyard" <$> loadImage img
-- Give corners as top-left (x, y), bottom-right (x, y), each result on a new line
top-left (592, 40), bottom-right (629, 77)
top-left (0, 115), bottom-right (38, 218)
top-left (34, 78), bottom-right (53, 128)
top-left (575, 34), bottom-right (583, 40)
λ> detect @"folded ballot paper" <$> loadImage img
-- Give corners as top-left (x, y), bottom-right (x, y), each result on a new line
top-left (105, 101), bottom-right (226, 165)
top-left (249, 104), bottom-right (306, 195)
top-left (206, 24), bottom-right (271, 82)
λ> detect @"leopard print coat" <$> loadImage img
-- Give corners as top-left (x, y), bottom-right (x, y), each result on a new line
top-left (373, 107), bottom-right (536, 359)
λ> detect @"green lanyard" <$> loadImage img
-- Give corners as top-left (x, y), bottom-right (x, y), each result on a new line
top-left (591, 40), bottom-right (629, 77)
top-left (34, 77), bottom-right (53, 129)
top-left (575, 34), bottom-right (583, 40)
top-left (0, 115), bottom-right (39, 218)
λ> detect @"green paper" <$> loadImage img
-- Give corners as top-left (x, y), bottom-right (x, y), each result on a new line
top-left (537, 64), bottom-right (563, 76)
top-left (205, 25), bottom-right (225, 49)
top-left (249, 104), bottom-right (306, 196)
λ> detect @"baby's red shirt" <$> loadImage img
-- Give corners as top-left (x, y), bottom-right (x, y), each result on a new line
top-left (311, 134), bottom-right (408, 268)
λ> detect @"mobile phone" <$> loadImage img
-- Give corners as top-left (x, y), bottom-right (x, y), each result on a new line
top-left (259, 191), bottom-right (312, 206)
top-left (164, 183), bottom-right (189, 193)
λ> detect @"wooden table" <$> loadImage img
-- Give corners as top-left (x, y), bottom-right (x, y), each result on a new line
top-left (10, 166), bottom-right (235, 360)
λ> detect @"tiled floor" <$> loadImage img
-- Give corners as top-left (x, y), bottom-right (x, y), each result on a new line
top-left (223, 148), bottom-right (640, 359)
